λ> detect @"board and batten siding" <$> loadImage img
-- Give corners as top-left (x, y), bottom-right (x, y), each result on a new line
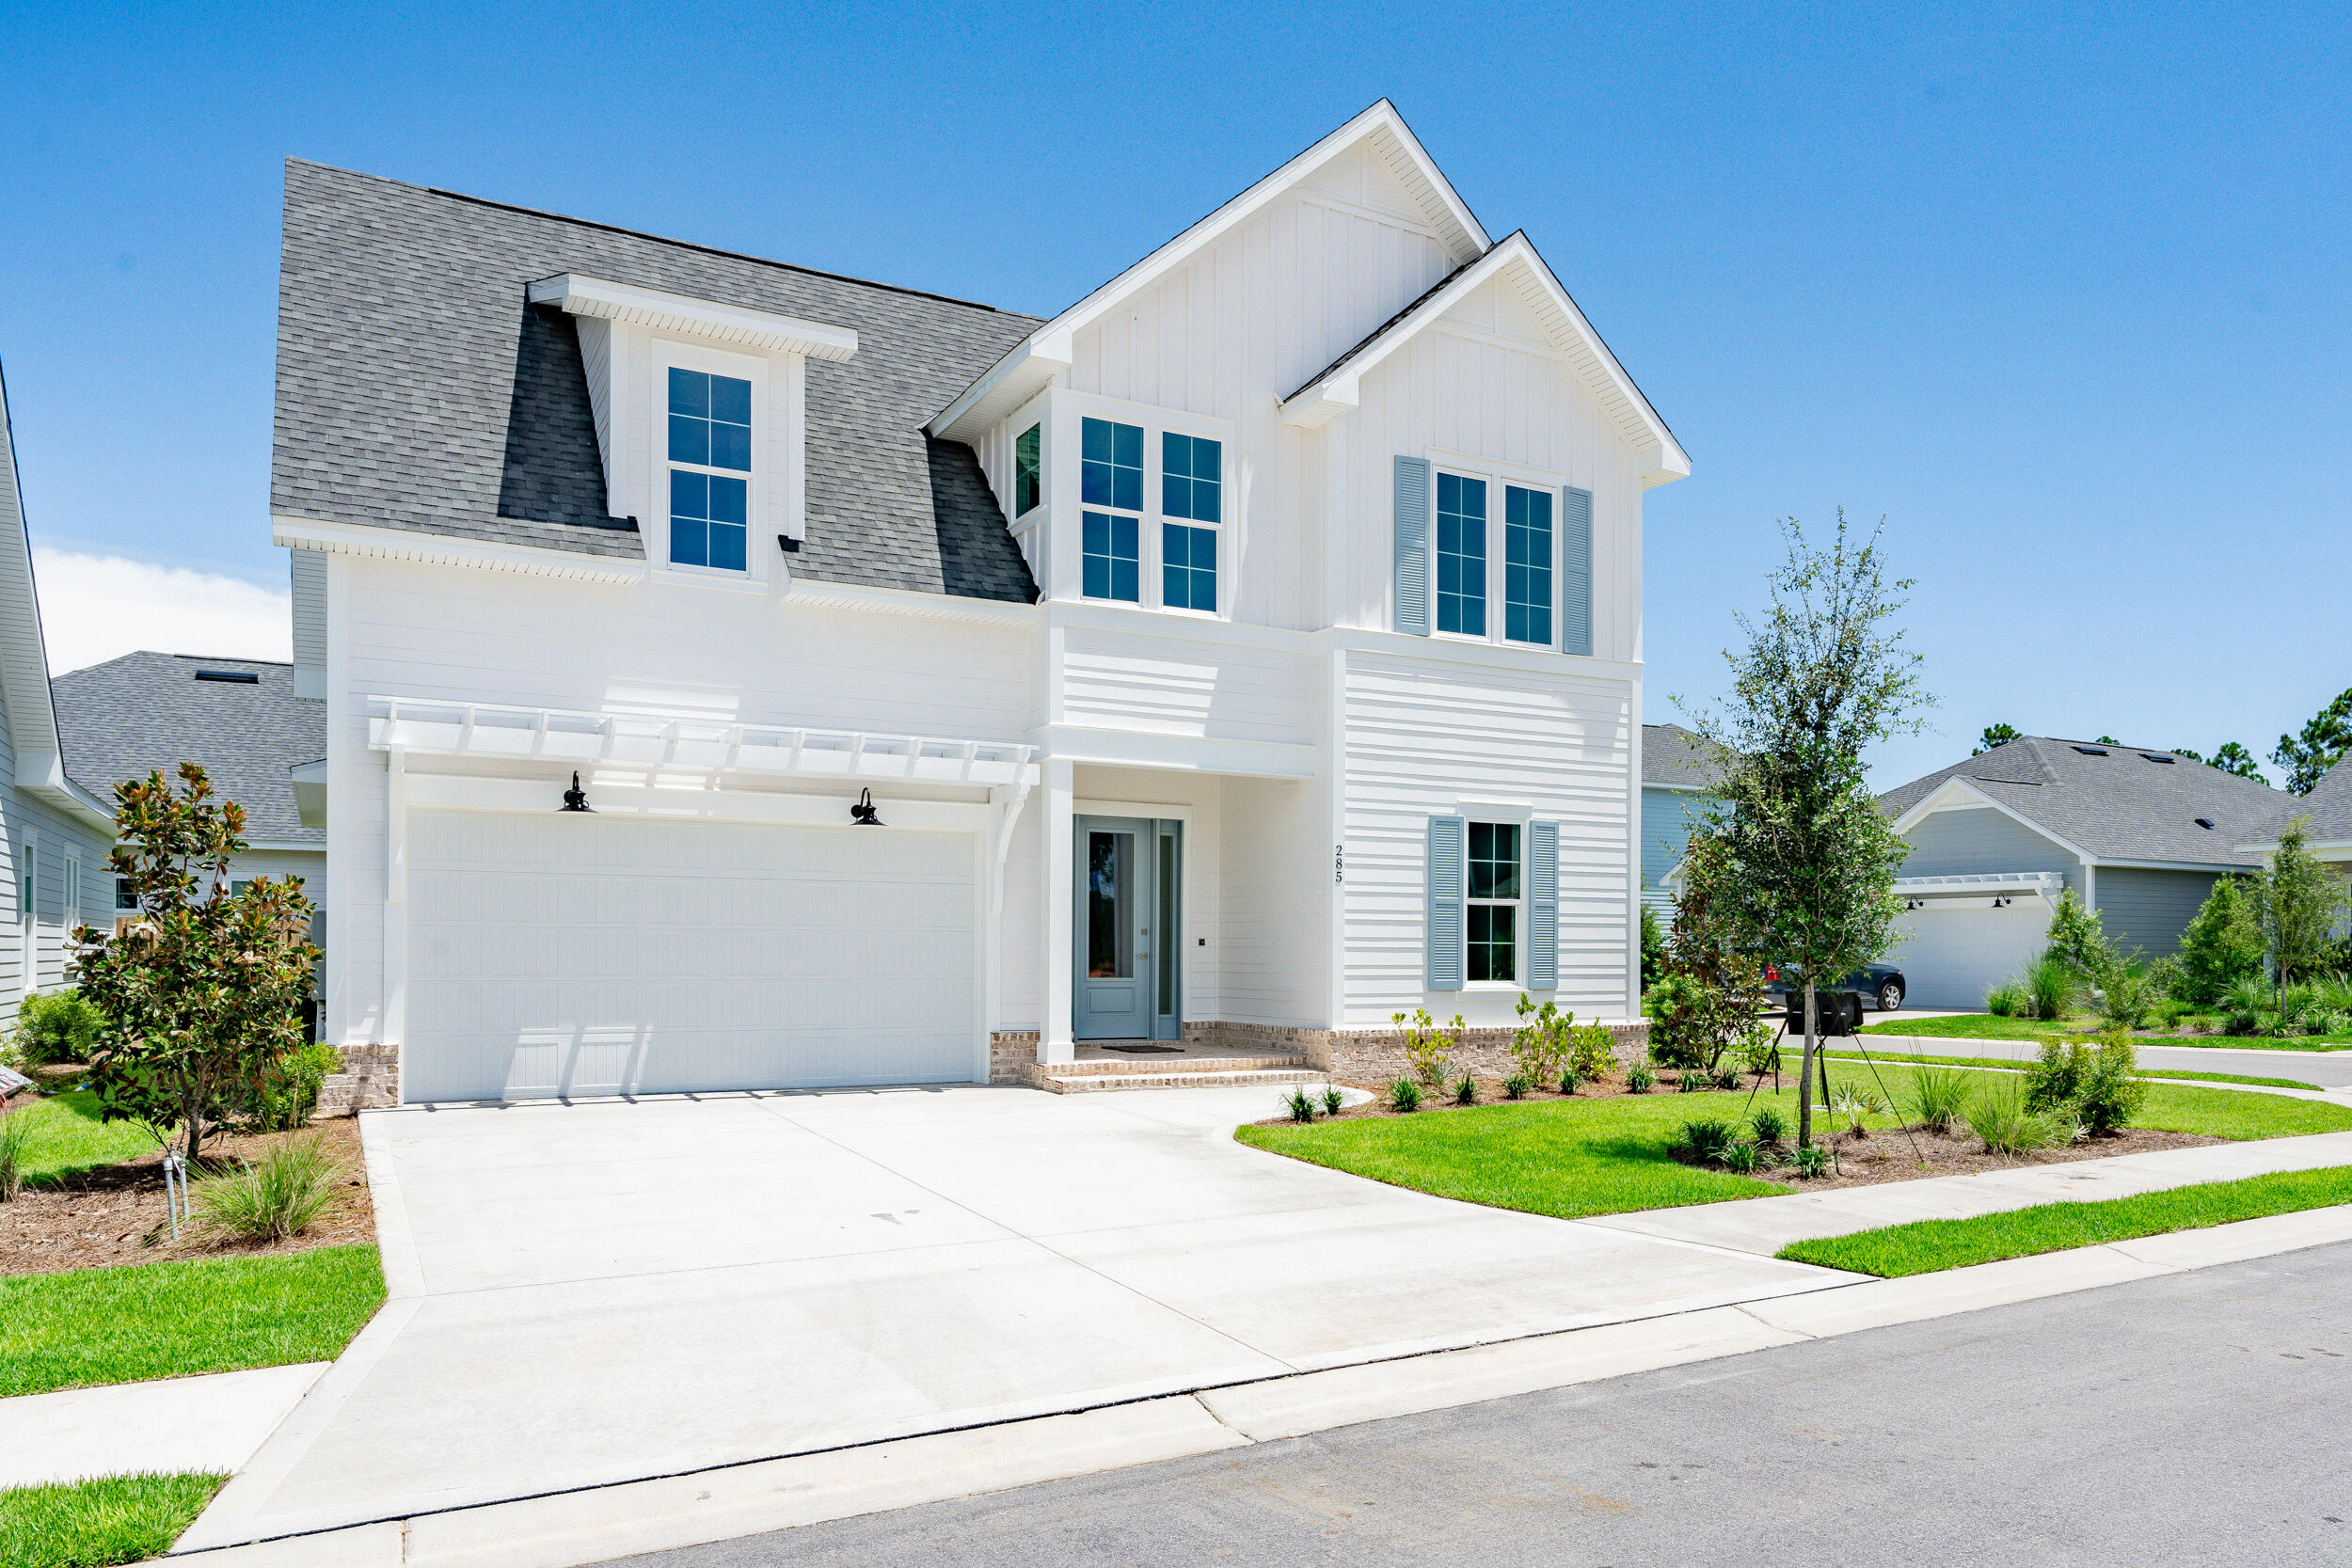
top-left (2094, 867), bottom-right (2224, 959)
top-left (1221, 771), bottom-right (1329, 1026)
top-left (1057, 625), bottom-right (1312, 745)
top-left (1899, 807), bottom-right (2084, 898)
top-left (325, 553), bottom-right (1038, 1048)
top-left (1341, 648), bottom-right (1631, 1027)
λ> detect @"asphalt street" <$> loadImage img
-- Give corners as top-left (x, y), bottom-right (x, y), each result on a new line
top-left (604, 1241), bottom-right (2352, 1567)
top-left (1847, 1026), bottom-right (2352, 1087)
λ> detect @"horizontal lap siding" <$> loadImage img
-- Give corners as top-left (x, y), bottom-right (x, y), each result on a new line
top-left (1059, 626), bottom-right (1311, 745)
top-left (1640, 786), bottom-right (1708, 898)
top-left (2095, 867), bottom-right (2221, 959)
top-left (1343, 651), bottom-right (1630, 1026)
top-left (1900, 807), bottom-right (2084, 898)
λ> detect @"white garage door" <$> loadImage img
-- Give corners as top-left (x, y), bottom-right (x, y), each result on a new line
top-left (405, 810), bottom-right (976, 1102)
top-left (1891, 898), bottom-right (2049, 1011)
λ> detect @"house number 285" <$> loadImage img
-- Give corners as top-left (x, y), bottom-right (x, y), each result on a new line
top-left (1333, 844), bottom-right (1344, 884)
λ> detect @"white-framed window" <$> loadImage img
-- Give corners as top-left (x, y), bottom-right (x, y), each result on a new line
top-left (1076, 410), bottom-right (1223, 616)
top-left (1013, 423), bottom-right (1041, 517)
top-left (1433, 459), bottom-right (1565, 650)
top-left (1466, 820), bottom-right (1520, 984)
top-left (116, 876), bottom-right (136, 912)
top-left (61, 854), bottom-right (78, 926)
top-left (20, 832), bottom-right (35, 927)
top-left (656, 341), bottom-right (767, 581)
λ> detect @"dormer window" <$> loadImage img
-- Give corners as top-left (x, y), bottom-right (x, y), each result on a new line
top-left (666, 367), bottom-right (753, 572)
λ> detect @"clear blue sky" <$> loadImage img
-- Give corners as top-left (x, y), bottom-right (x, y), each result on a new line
top-left (1, 1), bottom-right (2344, 784)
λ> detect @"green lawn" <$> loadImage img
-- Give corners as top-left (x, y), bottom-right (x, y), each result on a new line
top-left (8, 1091), bottom-right (163, 1187)
top-left (0, 1472), bottom-right (225, 1568)
top-left (1864, 1013), bottom-right (2352, 1051)
top-left (1238, 1069), bottom-right (2352, 1223)
top-left (1778, 1165), bottom-right (2352, 1276)
top-left (0, 1245), bottom-right (386, 1399)
top-left (1820, 1048), bottom-right (2321, 1092)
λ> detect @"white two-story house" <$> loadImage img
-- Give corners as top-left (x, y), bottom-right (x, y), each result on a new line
top-left (274, 102), bottom-right (1687, 1105)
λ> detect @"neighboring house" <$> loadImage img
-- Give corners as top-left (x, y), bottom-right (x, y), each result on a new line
top-left (1640, 721), bottom-right (1724, 917)
top-left (0, 360), bottom-right (126, 1024)
top-left (1878, 736), bottom-right (2282, 1008)
top-left (52, 651), bottom-right (327, 927)
top-left (271, 102), bottom-right (1688, 1105)
top-left (2238, 752), bottom-right (2352, 891)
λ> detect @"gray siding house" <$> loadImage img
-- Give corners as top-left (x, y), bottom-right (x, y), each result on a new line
top-left (1879, 736), bottom-right (2283, 1008)
top-left (1640, 722), bottom-right (1723, 917)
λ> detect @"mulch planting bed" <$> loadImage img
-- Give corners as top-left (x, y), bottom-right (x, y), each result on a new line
top-left (1264, 1071), bottom-right (2223, 1193)
top-left (0, 1109), bottom-right (373, 1277)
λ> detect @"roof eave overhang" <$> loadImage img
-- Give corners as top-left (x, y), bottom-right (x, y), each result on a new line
top-left (930, 100), bottom-right (1490, 446)
top-left (275, 515), bottom-right (645, 583)
top-left (526, 275), bottom-right (858, 361)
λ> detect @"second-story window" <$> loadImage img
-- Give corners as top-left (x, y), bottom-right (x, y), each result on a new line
top-left (1014, 424), bottom-right (1041, 516)
top-left (1503, 485), bottom-right (1553, 645)
top-left (1161, 432), bottom-right (1220, 613)
top-left (1082, 418), bottom-right (1144, 602)
top-left (1437, 472), bottom-right (1487, 636)
top-left (667, 368), bottom-right (752, 572)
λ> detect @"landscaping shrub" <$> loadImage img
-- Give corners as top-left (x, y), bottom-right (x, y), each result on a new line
top-left (1642, 973), bottom-right (1713, 1069)
top-left (1640, 903), bottom-right (1667, 990)
top-left (2315, 1009), bottom-right (2352, 1038)
top-left (1750, 1107), bottom-right (1788, 1148)
top-left (1964, 1077), bottom-right (2067, 1155)
top-left (1677, 1117), bottom-right (1737, 1163)
top-left (1391, 1009), bottom-right (1461, 1089)
top-left (1286, 1088), bottom-right (1316, 1123)
top-left (1829, 1083), bottom-right (1887, 1138)
top-left (1321, 1084), bottom-right (1344, 1117)
top-left (1502, 1074), bottom-right (1530, 1101)
top-left (2044, 890), bottom-right (2115, 979)
top-left (2024, 952), bottom-right (2077, 1021)
top-left (12, 989), bottom-right (102, 1067)
top-left (1718, 1139), bottom-right (1762, 1174)
top-left (195, 1135), bottom-right (341, 1243)
top-left (1985, 980), bottom-right (2027, 1018)
top-left (1791, 1143), bottom-right (1829, 1179)
top-left (1737, 1025), bottom-right (1780, 1083)
top-left (1388, 1078), bottom-right (1421, 1113)
top-left (236, 1039), bottom-right (341, 1133)
top-left (1625, 1063), bottom-right (1656, 1094)
top-left (2095, 967), bottom-right (2158, 1031)
top-left (2071, 1036), bottom-right (2146, 1135)
top-left (1454, 1072), bottom-right (1478, 1106)
top-left (1906, 1067), bottom-right (1970, 1134)
top-left (1710, 1063), bottom-right (1742, 1091)
top-left (1674, 1071), bottom-right (1705, 1094)
top-left (2025, 1038), bottom-right (2082, 1111)
top-left (0, 1109), bottom-right (27, 1201)
top-left (2177, 876), bottom-right (2263, 1005)
top-left (1510, 994), bottom-right (1573, 1087)
top-left (1559, 1069), bottom-right (1580, 1096)
top-left (1568, 1025), bottom-right (1619, 1084)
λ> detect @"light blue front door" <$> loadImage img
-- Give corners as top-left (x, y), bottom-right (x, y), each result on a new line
top-left (1073, 816), bottom-right (1181, 1040)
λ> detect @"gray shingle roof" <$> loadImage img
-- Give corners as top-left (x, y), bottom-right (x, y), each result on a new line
top-left (1644, 723), bottom-right (1727, 789)
top-left (276, 160), bottom-right (1042, 600)
top-left (52, 653), bottom-right (325, 846)
top-left (1878, 736), bottom-right (2283, 868)
top-left (2255, 754), bottom-right (2352, 844)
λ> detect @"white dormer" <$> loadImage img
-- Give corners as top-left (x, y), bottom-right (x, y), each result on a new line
top-left (527, 275), bottom-right (857, 589)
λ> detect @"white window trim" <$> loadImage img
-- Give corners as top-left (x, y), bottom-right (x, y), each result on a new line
top-left (1425, 450), bottom-right (1572, 653)
top-left (1465, 817), bottom-right (1523, 988)
top-left (61, 853), bottom-right (78, 927)
top-left (649, 338), bottom-right (774, 591)
top-left (1061, 392), bottom-right (1232, 621)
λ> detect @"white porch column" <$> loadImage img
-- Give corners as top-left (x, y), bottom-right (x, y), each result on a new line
top-left (1039, 756), bottom-right (1075, 1064)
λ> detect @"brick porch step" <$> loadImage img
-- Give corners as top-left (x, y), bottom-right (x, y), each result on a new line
top-left (1051, 1053), bottom-right (1316, 1075)
top-left (1023, 1062), bottom-right (1322, 1094)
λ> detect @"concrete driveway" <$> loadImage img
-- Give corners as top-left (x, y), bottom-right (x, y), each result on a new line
top-left (186, 1085), bottom-right (1839, 1547)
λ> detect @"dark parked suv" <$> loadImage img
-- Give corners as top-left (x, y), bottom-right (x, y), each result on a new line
top-left (1764, 962), bottom-right (1906, 1034)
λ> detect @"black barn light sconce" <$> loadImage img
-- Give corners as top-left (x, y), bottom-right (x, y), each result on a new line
top-left (850, 788), bottom-right (883, 827)
top-left (559, 771), bottom-right (593, 813)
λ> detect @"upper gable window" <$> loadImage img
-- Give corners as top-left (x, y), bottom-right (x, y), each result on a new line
top-left (1502, 485), bottom-right (1553, 645)
top-left (1082, 419), bottom-right (1144, 511)
top-left (1014, 424), bottom-right (1041, 517)
top-left (666, 368), bottom-right (753, 573)
top-left (1071, 411), bottom-right (1224, 616)
top-left (1437, 473), bottom-right (1487, 637)
top-left (1161, 434), bottom-right (1221, 522)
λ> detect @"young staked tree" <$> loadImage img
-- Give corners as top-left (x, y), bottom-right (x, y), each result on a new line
top-left (2249, 818), bottom-right (2348, 1001)
top-left (1680, 514), bottom-right (1932, 1149)
top-left (72, 764), bottom-right (321, 1163)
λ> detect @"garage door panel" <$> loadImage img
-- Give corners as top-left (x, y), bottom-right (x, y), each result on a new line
top-left (1893, 900), bottom-right (2049, 1011)
top-left (404, 812), bottom-right (977, 1102)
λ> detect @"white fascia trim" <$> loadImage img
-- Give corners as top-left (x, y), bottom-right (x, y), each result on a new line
top-left (1890, 777), bottom-right (2095, 863)
top-left (24, 762), bottom-right (117, 835)
top-left (930, 341), bottom-right (1075, 448)
top-left (273, 516), bottom-right (645, 584)
top-left (781, 573), bottom-right (1041, 627)
top-left (237, 840), bottom-right (327, 855)
top-left (2237, 839), bottom-right (2352, 858)
top-left (1279, 234), bottom-right (1691, 488)
top-left (2088, 857), bottom-right (2263, 874)
top-left (527, 275), bottom-right (858, 362)
top-left (1894, 871), bottom-right (2064, 894)
top-left (1643, 781), bottom-right (1713, 795)
top-left (1033, 723), bottom-right (1317, 780)
top-left (930, 99), bottom-right (1488, 444)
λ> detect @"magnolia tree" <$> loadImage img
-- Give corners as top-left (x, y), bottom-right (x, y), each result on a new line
top-left (1680, 514), bottom-right (1931, 1149)
top-left (72, 764), bottom-right (321, 1163)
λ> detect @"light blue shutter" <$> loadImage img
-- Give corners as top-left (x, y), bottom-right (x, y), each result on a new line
top-left (1394, 456), bottom-right (1431, 636)
top-left (1561, 486), bottom-right (1593, 657)
top-left (1426, 815), bottom-right (1465, 990)
top-left (1527, 820), bottom-right (1560, 990)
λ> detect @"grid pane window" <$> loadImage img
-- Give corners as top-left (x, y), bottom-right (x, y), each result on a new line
top-left (1083, 511), bottom-right (1139, 601)
top-left (1081, 419), bottom-right (1144, 512)
top-left (1161, 433), bottom-right (1222, 522)
top-left (1503, 485), bottom-right (1553, 645)
top-left (667, 369), bottom-right (752, 472)
top-left (1014, 424), bottom-right (1041, 516)
top-left (1163, 523), bottom-right (1216, 611)
top-left (670, 471), bottom-right (749, 571)
top-left (1437, 472), bottom-right (1487, 636)
top-left (1467, 820), bottom-right (1520, 984)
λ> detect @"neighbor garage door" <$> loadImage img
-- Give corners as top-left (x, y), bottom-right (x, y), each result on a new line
top-left (404, 810), bottom-right (976, 1102)
top-left (1891, 897), bottom-right (2050, 1011)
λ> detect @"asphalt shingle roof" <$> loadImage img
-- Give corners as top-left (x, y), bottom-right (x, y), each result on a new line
top-left (52, 653), bottom-right (325, 846)
top-left (1644, 723), bottom-right (1727, 788)
top-left (1877, 736), bottom-right (2283, 868)
top-left (275, 160), bottom-right (1042, 601)
top-left (2257, 754), bottom-right (2352, 844)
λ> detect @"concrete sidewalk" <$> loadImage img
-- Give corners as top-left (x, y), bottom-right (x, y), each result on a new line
top-left (1852, 1029), bottom-right (2352, 1088)
top-left (0, 1363), bottom-right (326, 1490)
